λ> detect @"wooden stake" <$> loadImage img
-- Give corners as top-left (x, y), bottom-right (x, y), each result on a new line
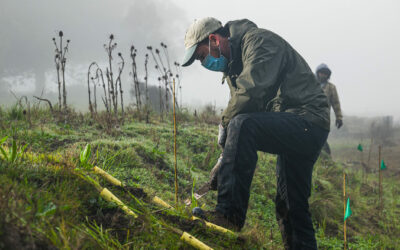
top-left (173, 78), bottom-right (178, 206)
top-left (378, 145), bottom-right (382, 214)
top-left (343, 171), bottom-right (347, 250)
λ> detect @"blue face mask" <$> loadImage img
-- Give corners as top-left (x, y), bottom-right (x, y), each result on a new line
top-left (201, 40), bottom-right (228, 72)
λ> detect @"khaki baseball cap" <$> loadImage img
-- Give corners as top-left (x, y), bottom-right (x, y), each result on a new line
top-left (182, 17), bottom-right (222, 67)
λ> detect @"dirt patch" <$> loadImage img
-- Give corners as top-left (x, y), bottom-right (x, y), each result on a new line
top-left (158, 213), bottom-right (199, 232)
top-left (0, 222), bottom-right (54, 250)
top-left (122, 186), bottom-right (147, 200)
top-left (88, 207), bottom-right (136, 242)
top-left (48, 138), bottom-right (75, 151)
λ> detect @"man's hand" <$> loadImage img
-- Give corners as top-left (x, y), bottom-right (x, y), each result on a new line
top-left (336, 119), bottom-right (343, 129)
top-left (218, 124), bottom-right (227, 148)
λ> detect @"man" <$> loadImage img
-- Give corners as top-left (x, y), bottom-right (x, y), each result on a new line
top-left (316, 63), bottom-right (343, 156)
top-left (182, 17), bottom-right (329, 249)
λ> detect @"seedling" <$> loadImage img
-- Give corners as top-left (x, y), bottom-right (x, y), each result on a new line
top-left (0, 136), bottom-right (28, 163)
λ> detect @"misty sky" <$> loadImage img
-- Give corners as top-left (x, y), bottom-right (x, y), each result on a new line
top-left (1, 0), bottom-right (399, 120)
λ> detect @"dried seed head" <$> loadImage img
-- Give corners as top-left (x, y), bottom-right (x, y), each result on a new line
top-left (147, 46), bottom-right (152, 50)
top-left (118, 52), bottom-right (122, 56)
top-left (109, 34), bottom-right (114, 40)
top-left (130, 45), bottom-right (134, 51)
top-left (144, 76), bottom-right (147, 80)
top-left (52, 37), bottom-right (55, 41)
top-left (160, 42), bottom-right (164, 46)
top-left (59, 31), bottom-right (63, 37)
top-left (155, 65), bottom-right (158, 69)
top-left (169, 73), bottom-right (173, 77)
top-left (155, 49), bottom-right (159, 54)
top-left (158, 77), bottom-right (161, 81)
top-left (67, 39), bottom-right (70, 43)
top-left (145, 53), bottom-right (148, 57)
top-left (176, 74), bottom-right (179, 78)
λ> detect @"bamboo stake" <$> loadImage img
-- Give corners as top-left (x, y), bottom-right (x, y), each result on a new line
top-left (153, 196), bottom-right (174, 209)
top-left (153, 197), bottom-right (236, 238)
top-left (180, 232), bottom-right (213, 250)
top-left (100, 188), bottom-right (138, 218)
top-left (343, 172), bottom-right (346, 249)
top-left (92, 166), bottom-right (232, 243)
top-left (173, 78), bottom-right (178, 206)
top-left (88, 167), bottom-right (212, 249)
top-left (191, 216), bottom-right (237, 238)
top-left (93, 166), bottom-right (123, 187)
top-left (361, 145), bottom-right (365, 182)
top-left (162, 223), bottom-right (213, 250)
top-left (378, 145), bottom-right (382, 214)
top-left (75, 170), bottom-right (138, 219)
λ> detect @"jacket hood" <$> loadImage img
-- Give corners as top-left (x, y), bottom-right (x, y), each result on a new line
top-left (316, 63), bottom-right (331, 76)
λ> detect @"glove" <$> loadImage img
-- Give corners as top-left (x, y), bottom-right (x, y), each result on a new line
top-left (218, 124), bottom-right (227, 148)
top-left (336, 119), bottom-right (343, 129)
top-left (209, 154), bottom-right (223, 190)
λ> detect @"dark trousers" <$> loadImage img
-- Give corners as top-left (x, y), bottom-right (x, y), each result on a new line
top-left (216, 112), bottom-right (328, 249)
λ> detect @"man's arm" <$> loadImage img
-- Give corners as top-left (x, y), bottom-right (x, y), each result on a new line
top-left (221, 32), bottom-right (285, 127)
top-left (330, 84), bottom-right (343, 121)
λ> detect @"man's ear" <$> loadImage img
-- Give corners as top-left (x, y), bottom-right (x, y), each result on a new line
top-left (208, 34), bottom-right (219, 47)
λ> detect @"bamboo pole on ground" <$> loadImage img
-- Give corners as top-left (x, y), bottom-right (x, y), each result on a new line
top-left (343, 172), bottom-right (346, 249)
top-left (191, 216), bottom-right (236, 238)
top-left (153, 194), bottom-right (237, 238)
top-left (173, 78), bottom-right (178, 206)
top-left (92, 166), bottom-right (235, 240)
top-left (94, 166), bottom-right (123, 187)
top-left (163, 224), bottom-right (213, 250)
top-left (75, 170), bottom-right (138, 218)
top-left (89, 167), bottom-right (212, 249)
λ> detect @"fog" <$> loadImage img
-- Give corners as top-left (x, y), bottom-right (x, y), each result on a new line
top-left (1, 0), bottom-right (399, 120)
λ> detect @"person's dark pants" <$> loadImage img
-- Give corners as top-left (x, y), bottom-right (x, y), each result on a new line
top-left (216, 112), bottom-right (329, 249)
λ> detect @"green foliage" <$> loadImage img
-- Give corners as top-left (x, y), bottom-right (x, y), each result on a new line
top-left (8, 104), bottom-right (24, 120)
top-left (0, 136), bottom-right (28, 163)
top-left (80, 144), bottom-right (91, 169)
top-left (1, 106), bottom-right (399, 249)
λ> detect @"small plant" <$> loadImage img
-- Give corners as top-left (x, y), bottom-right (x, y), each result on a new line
top-left (0, 136), bottom-right (28, 163)
top-left (79, 144), bottom-right (91, 169)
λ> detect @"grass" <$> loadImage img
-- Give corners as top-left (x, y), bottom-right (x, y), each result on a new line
top-left (0, 106), bottom-right (399, 249)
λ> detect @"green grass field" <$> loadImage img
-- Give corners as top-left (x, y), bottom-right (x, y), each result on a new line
top-left (0, 106), bottom-right (399, 249)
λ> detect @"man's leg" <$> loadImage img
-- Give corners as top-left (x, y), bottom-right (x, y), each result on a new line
top-left (276, 153), bottom-right (320, 249)
top-left (216, 112), bottom-right (328, 230)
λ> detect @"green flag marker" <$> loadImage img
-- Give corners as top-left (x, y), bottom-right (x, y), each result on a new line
top-left (344, 198), bottom-right (352, 221)
top-left (357, 144), bottom-right (363, 152)
top-left (381, 160), bottom-right (387, 170)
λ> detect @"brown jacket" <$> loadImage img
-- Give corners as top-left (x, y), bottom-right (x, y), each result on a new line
top-left (321, 82), bottom-right (342, 120)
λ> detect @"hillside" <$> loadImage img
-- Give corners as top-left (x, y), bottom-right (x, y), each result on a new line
top-left (0, 106), bottom-right (399, 249)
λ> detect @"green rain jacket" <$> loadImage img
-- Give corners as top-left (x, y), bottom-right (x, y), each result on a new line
top-left (221, 19), bottom-right (330, 130)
